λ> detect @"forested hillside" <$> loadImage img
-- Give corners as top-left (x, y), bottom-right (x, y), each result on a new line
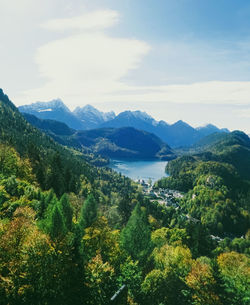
top-left (156, 131), bottom-right (250, 236)
top-left (20, 101), bottom-right (228, 148)
top-left (0, 89), bottom-right (249, 305)
top-left (22, 113), bottom-right (176, 161)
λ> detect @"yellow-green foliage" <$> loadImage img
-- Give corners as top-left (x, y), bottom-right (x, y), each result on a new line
top-left (0, 144), bottom-right (34, 182)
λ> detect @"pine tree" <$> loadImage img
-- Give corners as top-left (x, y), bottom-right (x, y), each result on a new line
top-left (47, 152), bottom-right (65, 197)
top-left (48, 205), bottom-right (66, 240)
top-left (59, 194), bottom-right (73, 231)
top-left (118, 194), bottom-right (132, 225)
top-left (120, 203), bottom-right (151, 260)
top-left (79, 194), bottom-right (97, 230)
top-left (37, 192), bottom-right (46, 219)
top-left (45, 189), bottom-right (56, 207)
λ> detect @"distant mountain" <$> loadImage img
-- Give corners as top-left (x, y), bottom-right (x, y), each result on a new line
top-left (22, 113), bottom-right (74, 136)
top-left (165, 120), bottom-right (201, 147)
top-left (22, 113), bottom-right (176, 160)
top-left (195, 130), bottom-right (250, 151)
top-left (73, 127), bottom-right (176, 160)
top-left (193, 131), bottom-right (231, 150)
top-left (73, 104), bottom-right (115, 129)
top-left (196, 124), bottom-right (229, 137)
top-left (19, 99), bottom-right (85, 130)
top-left (19, 101), bottom-right (228, 148)
top-left (100, 111), bottom-right (226, 147)
top-left (101, 110), bottom-right (157, 130)
top-left (19, 101), bottom-right (116, 131)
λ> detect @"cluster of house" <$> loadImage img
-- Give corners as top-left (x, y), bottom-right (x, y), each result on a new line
top-left (136, 179), bottom-right (235, 243)
top-left (136, 179), bottom-right (184, 208)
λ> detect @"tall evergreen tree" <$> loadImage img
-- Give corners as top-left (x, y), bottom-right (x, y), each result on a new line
top-left (118, 194), bottom-right (132, 225)
top-left (59, 194), bottom-right (73, 231)
top-left (79, 194), bottom-right (97, 230)
top-left (120, 203), bottom-right (151, 261)
top-left (47, 152), bottom-right (65, 197)
top-left (37, 191), bottom-right (46, 219)
top-left (48, 205), bottom-right (66, 240)
top-left (45, 189), bottom-right (56, 207)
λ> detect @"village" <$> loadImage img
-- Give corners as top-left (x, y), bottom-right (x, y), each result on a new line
top-left (136, 178), bottom-right (184, 208)
top-left (136, 179), bottom-right (228, 242)
top-left (136, 178), bottom-right (204, 225)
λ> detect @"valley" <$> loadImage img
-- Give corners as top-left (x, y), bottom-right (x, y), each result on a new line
top-left (19, 99), bottom-right (228, 148)
top-left (22, 113), bottom-right (176, 162)
top-left (0, 89), bottom-right (249, 305)
top-left (2, 2), bottom-right (250, 304)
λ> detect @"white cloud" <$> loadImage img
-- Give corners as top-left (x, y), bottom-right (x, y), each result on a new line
top-left (18, 10), bottom-right (250, 109)
top-left (18, 10), bottom-right (150, 106)
top-left (42, 10), bottom-right (120, 31)
top-left (103, 81), bottom-right (250, 105)
top-left (36, 33), bottom-right (149, 82)
top-left (12, 8), bottom-right (250, 134)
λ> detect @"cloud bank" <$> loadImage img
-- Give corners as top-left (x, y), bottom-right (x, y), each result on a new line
top-left (42, 10), bottom-right (120, 31)
top-left (19, 9), bottom-right (250, 109)
top-left (22, 10), bottom-right (150, 107)
top-left (13, 6), bottom-right (250, 132)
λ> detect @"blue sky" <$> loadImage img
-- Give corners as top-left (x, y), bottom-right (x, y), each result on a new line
top-left (1, 0), bottom-right (250, 132)
top-left (88, 0), bottom-right (250, 43)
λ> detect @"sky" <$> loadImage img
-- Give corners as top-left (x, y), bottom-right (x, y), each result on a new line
top-left (1, 0), bottom-right (250, 132)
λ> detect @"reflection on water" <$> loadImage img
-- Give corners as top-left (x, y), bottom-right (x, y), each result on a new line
top-left (109, 159), bottom-right (168, 183)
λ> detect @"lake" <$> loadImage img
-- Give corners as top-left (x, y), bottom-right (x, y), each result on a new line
top-left (109, 159), bottom-right (168, 182)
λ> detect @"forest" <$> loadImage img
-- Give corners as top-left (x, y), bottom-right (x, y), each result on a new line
top-left (0, 89), bottom-right (249, 305)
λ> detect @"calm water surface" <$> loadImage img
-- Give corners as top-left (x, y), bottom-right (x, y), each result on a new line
top-left (109, 160), bottom-right (168, 182)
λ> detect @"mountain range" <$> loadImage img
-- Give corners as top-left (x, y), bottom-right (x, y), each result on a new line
top-left (73, 104), bottom-right (115, 129)
top-left (19, 99), bottom-right (229, 147)
top-left (22, 113), bottom-right (176, 160)
top-left (19, 100), bottom-right (115, 131)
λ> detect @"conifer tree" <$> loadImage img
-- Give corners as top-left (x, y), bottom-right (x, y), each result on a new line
top-left (48, 205), bottom-right (66, 240)
top-left (120, 203), bottom-right (151, 260)
top-left (118, 194), bottom-right (132, 225)
top-left (47, 152), bottom-right (65, 197)
top-left (45, 189), bottom-right (56, 207)
top-left (59, 194), bottom-right (73, 231)
top-left (37, 192), bottom-right (46, 219)
top-left (79, 194), bottom-right (97, 230)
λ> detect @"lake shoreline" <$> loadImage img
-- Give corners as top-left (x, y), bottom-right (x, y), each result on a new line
top-left (108, 159), bottom-right (169, 183)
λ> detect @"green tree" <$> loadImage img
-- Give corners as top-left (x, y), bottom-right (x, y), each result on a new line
top-left (84, 254), bottom-right (116, 305)
top-left (186, 258), bottom-right (220, 305)
top-left (47, 205), bottom-right (66, 240)
top-left (37, 191), bottom-right (46, 219)
top-left (217, 252), bottom-right (250, 305)
top-left (59, 194), bottom-right (73, 231)
top-left (118, 194), bottom-right (132, 225)
top-left (120, 203), bottom-right (151, 261)
top-left (118, 258), bottom-right (143, 302)
top-left (79, 194), bottom-right (97, 230)
top-left (47, 152), bottom-right (65, 197)
top-left (142, 244), bottom-right (193, 305)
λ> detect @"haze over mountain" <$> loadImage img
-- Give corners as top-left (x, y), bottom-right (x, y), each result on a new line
top-left (19, 100), bottom-right (116, 131)
top-left (22, 113), bottom-right (75, 136)
top-left (19, 100), bottom-right (229, 148)
top-left (73, 127), bottom-right (175, 160)
top-left (22, 113), bottom-right (175, 161)
top-left (73, 105), bottom-right (115, 129)
top-left (19, 99), bottom-right (85, 130)
top-left (196, 124), bottom-right (229, 137)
